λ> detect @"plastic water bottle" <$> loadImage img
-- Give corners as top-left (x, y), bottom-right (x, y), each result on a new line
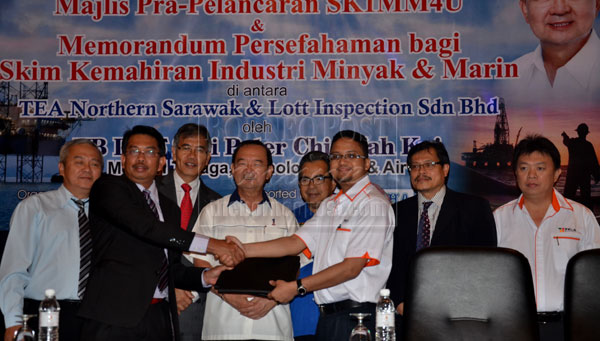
top-left (375, 288), bottom-right (395, 341)
top-left (38, 289), bottom-right (60, 341)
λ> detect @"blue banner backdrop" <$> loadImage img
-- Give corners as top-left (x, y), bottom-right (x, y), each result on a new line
top-left (1, 0), bottom-right (599, 230)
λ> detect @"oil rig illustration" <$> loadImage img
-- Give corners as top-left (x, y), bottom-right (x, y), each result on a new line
top-left (461, 98), bottom-right (520, 169)
top-left (0, 81), bottom-right (79, 183)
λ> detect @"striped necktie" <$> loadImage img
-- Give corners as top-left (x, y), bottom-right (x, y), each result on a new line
top-left (143, 190), bottom-right (168, 292)
top-left (72, 199), bottom-right (92, 299)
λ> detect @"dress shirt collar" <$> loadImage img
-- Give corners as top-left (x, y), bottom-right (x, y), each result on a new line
top-left (135, 181), bottom-right (159, 201)
top-left (531, 29), bottom-right (600, 89)
top-left (530, 45), bottom-right (545, 81)
top-left (334, 175), bottom-right (371, 202)
top-left (515, 188), bottom-right (573, 214)
top-left (173, 170), bottom-right (200, 191)
top-left (563, 29), bottom-right (600, 89)
top-left (57, 184), bottom-right (89, 211)
top-left (135, 180), bottom-right (164, 221)
top-left (55, 184), bottom-right (72, 209)
top-left (417, 185), bottom-right (446, 209)
top-left (227, 189), bottom-right (271, 208)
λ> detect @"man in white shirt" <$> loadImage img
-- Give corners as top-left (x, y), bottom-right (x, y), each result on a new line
top-left (192, 140), bottom-right (299, 341)
top-left (503, 0), bottom-right (600, 105)
top-left (0, 139), bottom-right (102, 341)
top-left (238, 130), bottom-right (395, 341)
top-left (494, 135), bottom-right (600, 341)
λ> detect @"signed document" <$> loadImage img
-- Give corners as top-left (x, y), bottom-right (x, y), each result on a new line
top-left (214, 256), bottom-right (300, 297)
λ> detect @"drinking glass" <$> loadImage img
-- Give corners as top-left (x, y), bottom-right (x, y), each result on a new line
top-left (349, 312), bottom-right (371, 341)
top-left (14, 314), bottom-right (36, 341)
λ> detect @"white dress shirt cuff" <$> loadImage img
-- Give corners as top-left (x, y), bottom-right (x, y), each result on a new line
top-left (201, 268), bottom-right (212, 288)
top-left (189, 234), bottom-right (210, 254)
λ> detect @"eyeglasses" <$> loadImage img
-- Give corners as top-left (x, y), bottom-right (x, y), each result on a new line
top-left (177, 145), bottom-right (208, 154)
top-left (299, 175), bottom-right (332, 186)
top-left (407, 161), bottom-right (442, 172)
top-left (126, 148), bottom-right (160, 158)
top-left (328, 153), bottom-right (367, 161)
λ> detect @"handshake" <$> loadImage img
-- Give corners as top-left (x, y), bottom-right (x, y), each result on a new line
top-left (206, 235), bottom-right (246, 267)
top-left (201, 236), bottom-right (247, 287)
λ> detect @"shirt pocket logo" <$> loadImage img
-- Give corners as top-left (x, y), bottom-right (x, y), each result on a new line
top-left (551, 231), bottom-right (582, 272)
top-left (336, 218), bottom-right (351, 232)
top-left (551, 231), bottom-right (581, 246)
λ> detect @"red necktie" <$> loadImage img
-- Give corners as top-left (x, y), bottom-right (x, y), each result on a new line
top-left (180, 183), bottom-right (193, 230)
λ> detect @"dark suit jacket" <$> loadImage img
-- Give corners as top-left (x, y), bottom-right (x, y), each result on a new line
top-left (156, 172), bottom-right (221, 268)
top-left (154, 172), bottom-right (221, 336)
top-left (78, 174), bottom-right (209, 337)
top-left (387, 188), bottom-right (497, 305)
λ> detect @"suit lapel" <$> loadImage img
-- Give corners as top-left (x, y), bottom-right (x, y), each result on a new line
top-left (159, 172), bottom-right (210, 231)
top-left (123, 175), bottom-right (155, 216)
top-left (406, 196), bottom-right (420, 252)
top-left (187, 181), bottom-right (206, 231)
top-left (159, 173), bottom-right (178, 205)
top-left (159, 191), bottom-right (180, 230)
top-left (431, 189), bottom-right (455, 244)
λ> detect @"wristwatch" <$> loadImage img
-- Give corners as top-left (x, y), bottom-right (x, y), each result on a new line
top-left (296, 279), bottom-right (307, 296)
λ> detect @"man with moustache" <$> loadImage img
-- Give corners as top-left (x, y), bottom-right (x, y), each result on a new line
top-left (387, 140), bottom-right (497, 336)
top-left (192, 139), bottom-right (299, 341)
top-left (293, 151), bottom-right (337, 225)
top-left (238, 130), bottom-right (395, 341)
top-left (291, 151), bottom-right (336, 341)
top-left (156, 123), bottom-right (221, 340)
top-left (0, 139), bottom-right (103, 341)
top-left (78, 125), bottom-right (243, 341)
top-left (494, 135), bottom-right (600, 341)
top-left (506, 0), bottom-right (600, 101)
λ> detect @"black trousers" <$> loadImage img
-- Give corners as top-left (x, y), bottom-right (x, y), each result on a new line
top-left (179, 293), bottom-right (205, 341)
top-left (538, 315), bottom-right (564, 341)
top-left (23, 298), bottom-right (85, 341)
top-left (315, 303), bottom-right (376, 341)
top-left (80, 300), bottom-right (173, 341)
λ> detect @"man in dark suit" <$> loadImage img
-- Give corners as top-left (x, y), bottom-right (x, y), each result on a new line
top-left (78, 125), bottom-right (243, 341)
top-left (387, 140), bottom-right (497, 336)
top-left (156, 123), bottom-right (221, 341)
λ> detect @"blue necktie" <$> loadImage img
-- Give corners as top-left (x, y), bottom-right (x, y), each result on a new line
top-left (416, 201), bottom-right (433, 251)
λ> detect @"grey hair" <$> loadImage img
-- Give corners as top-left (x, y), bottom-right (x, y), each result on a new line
top-left (59, 139), bottom-right (104, 171)
top-left (173, 123), bottom-right (212, 152)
